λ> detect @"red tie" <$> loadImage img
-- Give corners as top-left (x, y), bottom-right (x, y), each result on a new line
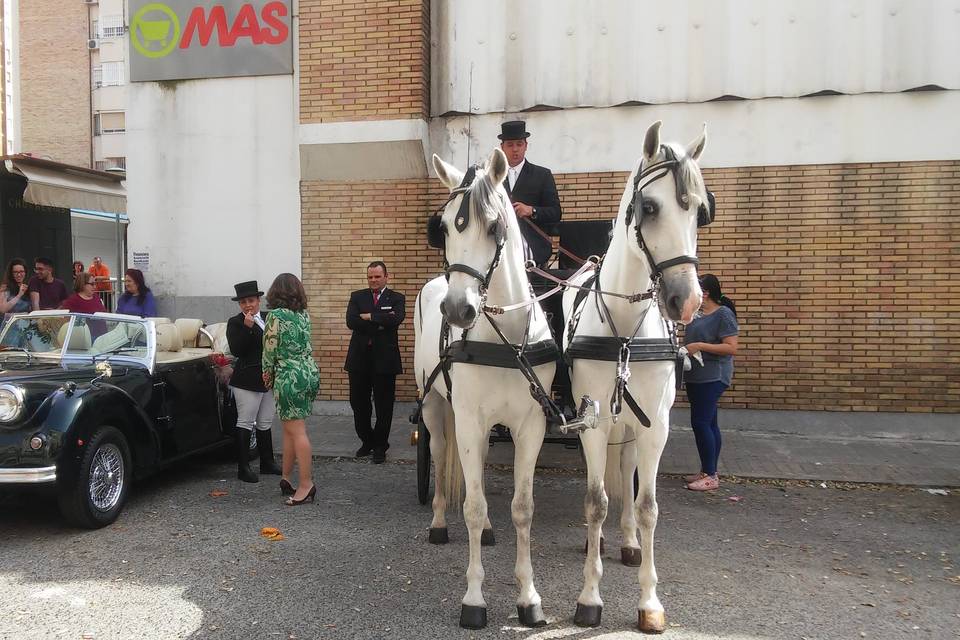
top-left (373, 290), bottom-right (380, 306)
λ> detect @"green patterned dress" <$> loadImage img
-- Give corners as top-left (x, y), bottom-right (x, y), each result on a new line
top-left (262, 308), bottom-right (320, 420)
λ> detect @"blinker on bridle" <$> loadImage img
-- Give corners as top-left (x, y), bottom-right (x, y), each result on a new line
top-left (425, 165), bottom-right (505, 290)
top-left (624, 145), bottom-right (715, 278)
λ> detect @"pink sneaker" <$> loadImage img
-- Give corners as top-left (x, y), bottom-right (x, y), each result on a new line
top-left (683, 472), bottom-right (707, 483)
top-left (686, 474), bottom-right (719, 491)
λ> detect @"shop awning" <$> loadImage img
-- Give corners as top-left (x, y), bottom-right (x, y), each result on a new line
top-left (2, 155), bottom-right (126, 214)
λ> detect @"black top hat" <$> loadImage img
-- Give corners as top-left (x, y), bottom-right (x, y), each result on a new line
top-left (498, 120), bottom-right (530, 141)
top-left (231, 280), bottom-right (264, 301)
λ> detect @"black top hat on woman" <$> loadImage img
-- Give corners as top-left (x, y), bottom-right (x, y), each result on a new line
top-left (231, 280), bottom-right (264, 301)
top-left (498, 120), bottom-right (531, 140)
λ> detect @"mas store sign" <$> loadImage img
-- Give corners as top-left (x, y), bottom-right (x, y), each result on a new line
top-left (129, 1), bottom-right (292, 82)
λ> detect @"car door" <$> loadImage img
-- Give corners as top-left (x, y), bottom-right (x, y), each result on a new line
top-left (156, 357), bottom-right (221, 456)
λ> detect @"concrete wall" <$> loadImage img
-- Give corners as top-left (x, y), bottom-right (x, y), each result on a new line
top-left (126, 75), bottom-right (300, 324)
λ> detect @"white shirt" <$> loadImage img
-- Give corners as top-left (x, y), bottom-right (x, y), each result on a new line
top-left (508, 159), bottom-right (526, 191)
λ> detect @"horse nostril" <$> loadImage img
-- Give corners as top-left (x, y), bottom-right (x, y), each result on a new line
top-left (668, 295), bottom-right (681, 315)
top-left (462, 306), bottom-right (476, 324)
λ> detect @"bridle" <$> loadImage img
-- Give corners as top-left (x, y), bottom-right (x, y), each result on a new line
top-left (426, 165), bottom-right (506, 295)
top-left (623, 144), bottom-right (714, 279)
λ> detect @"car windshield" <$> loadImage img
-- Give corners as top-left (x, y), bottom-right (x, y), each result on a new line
top-left (0, 314), bottom-right (149, 360)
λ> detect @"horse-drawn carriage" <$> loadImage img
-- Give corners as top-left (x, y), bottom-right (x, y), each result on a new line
top-left (411, 218), bottom-right (616, 504)
top-left (412, 121), bottom-right (713, 632)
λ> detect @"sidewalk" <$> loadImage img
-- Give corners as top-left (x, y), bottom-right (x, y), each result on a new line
top-left (276, 410), bottom-right (960, 488)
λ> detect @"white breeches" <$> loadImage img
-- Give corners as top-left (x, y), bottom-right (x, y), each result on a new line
top-left (232, 387), bottom-right (277, 432)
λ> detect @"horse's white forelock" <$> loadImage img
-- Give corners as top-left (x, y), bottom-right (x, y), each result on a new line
top-left (458, 163), bottom-right (509, 231)
top-left (660, 141), bottom-right (705, 199)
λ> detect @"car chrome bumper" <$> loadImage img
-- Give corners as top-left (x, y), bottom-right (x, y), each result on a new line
top-left (0, 466), bottom-right (57, 483)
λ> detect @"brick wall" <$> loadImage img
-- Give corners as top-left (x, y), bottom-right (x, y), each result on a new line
top-left (299, 0), bottom-right (430, 123)
top-left (301, 160), bottom-right (960, 413)
top-left (18, 0), bottom-right (91, 167)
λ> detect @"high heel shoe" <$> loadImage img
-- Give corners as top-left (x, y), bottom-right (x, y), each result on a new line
top-left (284, 484), bottom-right (316, 506)
top-left (279, 478), bottom-right (295, 496)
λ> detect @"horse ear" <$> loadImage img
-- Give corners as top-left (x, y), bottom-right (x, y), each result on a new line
top-left (433, 154), bottom-right (464, 191)
top-left (486, 148), bottom-right (509, 186)
top-left (643, 120), bottom-right (662, 164)
top-left (686, 122), bottom-right (707, 162)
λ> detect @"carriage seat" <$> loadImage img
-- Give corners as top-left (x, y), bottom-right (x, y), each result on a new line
top-left (57, 323), bottom-right (92, 350)
top-left (199, 322), bottom-right (231, 355)
top-left (174, 318), bottom-right (204, 348)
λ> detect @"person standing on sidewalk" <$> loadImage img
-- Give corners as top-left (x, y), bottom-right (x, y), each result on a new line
top-left (344, 261), bottom-right (405, 464)
top-left (262, 273), bottom-right (320, 506)
top-left (682, 274), bottom-right (739, 491)
top-left (226, 280), bottom-right (282, 483)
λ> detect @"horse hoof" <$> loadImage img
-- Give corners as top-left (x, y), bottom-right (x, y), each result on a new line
top-left (460, 604), bottom-right (487, 629)
top-left (481, 528), bottom-right (495, 546)
top-left (621, 546), bottom-right (642, 566)
top-left (428, 527), bottom-right (449, 544)
top-left (573, 603), bottom-right (602, 627)
top-left (517, 603), bottom-right (547, 627)
top-left (638, 609), bottom-right (666, 634)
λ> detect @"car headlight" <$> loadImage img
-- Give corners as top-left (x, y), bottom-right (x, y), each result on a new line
top-left (0, 385), bottom-right (25, 422)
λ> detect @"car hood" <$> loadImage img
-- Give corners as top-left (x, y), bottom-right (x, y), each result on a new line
top-left (0, 361), bottom-right (104, 385)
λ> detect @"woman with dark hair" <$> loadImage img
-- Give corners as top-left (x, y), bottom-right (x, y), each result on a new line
top-left (60, 272), bottom-right (107, 314)
top-left (682, 273), bottom-right (739, 491)
top-left (116, 268), bottom-right (157, 317)
top-left (262, 273), bottom-right (320, 505)
top-left (1, 259), bottom-right (31, 318)
top-left (72, 261), bottom-right (85, 278)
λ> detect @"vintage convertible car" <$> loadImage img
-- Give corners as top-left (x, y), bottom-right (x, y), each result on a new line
top-left (0, 311), bottom-right (241, 528)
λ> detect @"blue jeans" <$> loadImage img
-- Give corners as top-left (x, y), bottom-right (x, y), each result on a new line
top-left (685, 380), bottom-right (728, 476)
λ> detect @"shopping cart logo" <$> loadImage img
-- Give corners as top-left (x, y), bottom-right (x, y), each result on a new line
top-left (131, 3), bottom-right (181, 59)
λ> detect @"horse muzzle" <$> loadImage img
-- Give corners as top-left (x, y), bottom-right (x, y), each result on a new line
top-left (440, 289), bottom-right (480, 329)
top-left (659, 266), bottom-right (701, 324)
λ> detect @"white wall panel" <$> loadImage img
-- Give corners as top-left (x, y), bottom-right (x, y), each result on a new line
top-left (432, 0), bottom-right (960, 116)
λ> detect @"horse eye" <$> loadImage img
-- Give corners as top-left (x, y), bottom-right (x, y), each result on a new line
top-left (642, 199), bottom-right (659, 216)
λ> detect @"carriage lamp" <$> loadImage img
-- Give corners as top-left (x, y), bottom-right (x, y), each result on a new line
top-left (29, 435), bottom-right (45, 450)
top-left (0, 384), bottom-right (25, 422)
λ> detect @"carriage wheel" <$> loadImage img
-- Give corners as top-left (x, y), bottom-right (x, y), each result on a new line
top-left (416, 418), bottom-right (431, 505)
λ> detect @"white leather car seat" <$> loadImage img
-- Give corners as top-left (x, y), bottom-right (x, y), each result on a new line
top-left (174, 318), bottom-right (203, 348)
top-left (155, 323), bottom-right (182, 353)
top-left (58, 323), bottom-right (92, 351)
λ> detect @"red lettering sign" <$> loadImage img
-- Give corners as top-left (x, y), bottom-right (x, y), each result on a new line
top-left (179, 2), bottom-right (289, 49)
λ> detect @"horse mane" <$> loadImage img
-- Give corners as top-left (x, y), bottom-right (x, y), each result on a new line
top-left (466, 164), bottom-right (510, 231)
top-left (661, 141), bottom-right (705, 200)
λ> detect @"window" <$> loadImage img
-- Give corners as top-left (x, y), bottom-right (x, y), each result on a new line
top-left (92, 62), bottom-right (124, 88)
top-left (94, 112), bottom-right (125, 135)
top-left (99, 15), bottom-right (125, 39)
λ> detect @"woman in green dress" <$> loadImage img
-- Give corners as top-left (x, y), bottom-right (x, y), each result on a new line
top-left (262, 273), bottom-right (321, 505)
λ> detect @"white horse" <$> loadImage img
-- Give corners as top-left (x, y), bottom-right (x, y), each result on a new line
top-left (414, 147), bottom-right (556, 629)
top-left (563, 121), bottom-right (708, 632)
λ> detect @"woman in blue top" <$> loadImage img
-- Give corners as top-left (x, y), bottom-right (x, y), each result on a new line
top-left (1, 259), bottom-right (32, 341)
top-left (682, 274), bottom-right (739, 491)
top-left (116, 268), bottom-right (158, 317)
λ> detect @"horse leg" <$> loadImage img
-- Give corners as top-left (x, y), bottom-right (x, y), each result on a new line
top-left (425, 397), bottom-right (449, 544)
top-left (457, 426), bottom-right (490, 629)
top-left (634, 422), bottom-right (668, 633)
top-left (510, 423), bottom-right (546, 627)
top-left (620, 434), bottom-right (642, 566)
top-left (574, 428), bottom-right (608, 627)
top-left (481, 470), bottom-right (495, 546)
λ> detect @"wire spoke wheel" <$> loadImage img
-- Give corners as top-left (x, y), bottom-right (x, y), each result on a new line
top-left (88, 443), bottom-right (125, 512)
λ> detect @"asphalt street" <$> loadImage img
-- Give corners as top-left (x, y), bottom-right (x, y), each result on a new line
top-left (1, 457), bottom-right (958, 640)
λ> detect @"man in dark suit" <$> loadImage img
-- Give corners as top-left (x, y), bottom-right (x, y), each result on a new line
top-left (226, 280), bottom-right (282, 483)
top-left (344, 261), bottom-right (406, 464)
top-left (499, 120), bottom-right (563, 267)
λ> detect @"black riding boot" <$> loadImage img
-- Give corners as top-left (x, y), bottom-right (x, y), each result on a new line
top-left (236, 429), bottom-right (258, 483)
top-left (257, 429), bottom-right (282, 475)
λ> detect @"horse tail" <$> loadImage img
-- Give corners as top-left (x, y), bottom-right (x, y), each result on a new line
top-left (439, 402), bottom-right (463, 512)
top-left (604, 419), bottom-right (626, 506)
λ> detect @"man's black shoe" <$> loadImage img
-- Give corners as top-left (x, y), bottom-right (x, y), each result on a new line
top-left (372, 449), bottom-right (386, 464)
top-left (355, 445), bottom-right (373, 458)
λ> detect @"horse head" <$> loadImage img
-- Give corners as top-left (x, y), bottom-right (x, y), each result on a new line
top-left (431, 148), bottom-right (510, 329)
top-left (620, 120), bottom-right (709, 324)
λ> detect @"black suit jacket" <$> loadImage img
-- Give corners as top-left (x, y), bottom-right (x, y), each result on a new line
top-left (344, 287), bottom-right (406, 375)
top-left (226, 310), bottom-right (268, 392)
top-left (503, 160), bottom-right (562, 266)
